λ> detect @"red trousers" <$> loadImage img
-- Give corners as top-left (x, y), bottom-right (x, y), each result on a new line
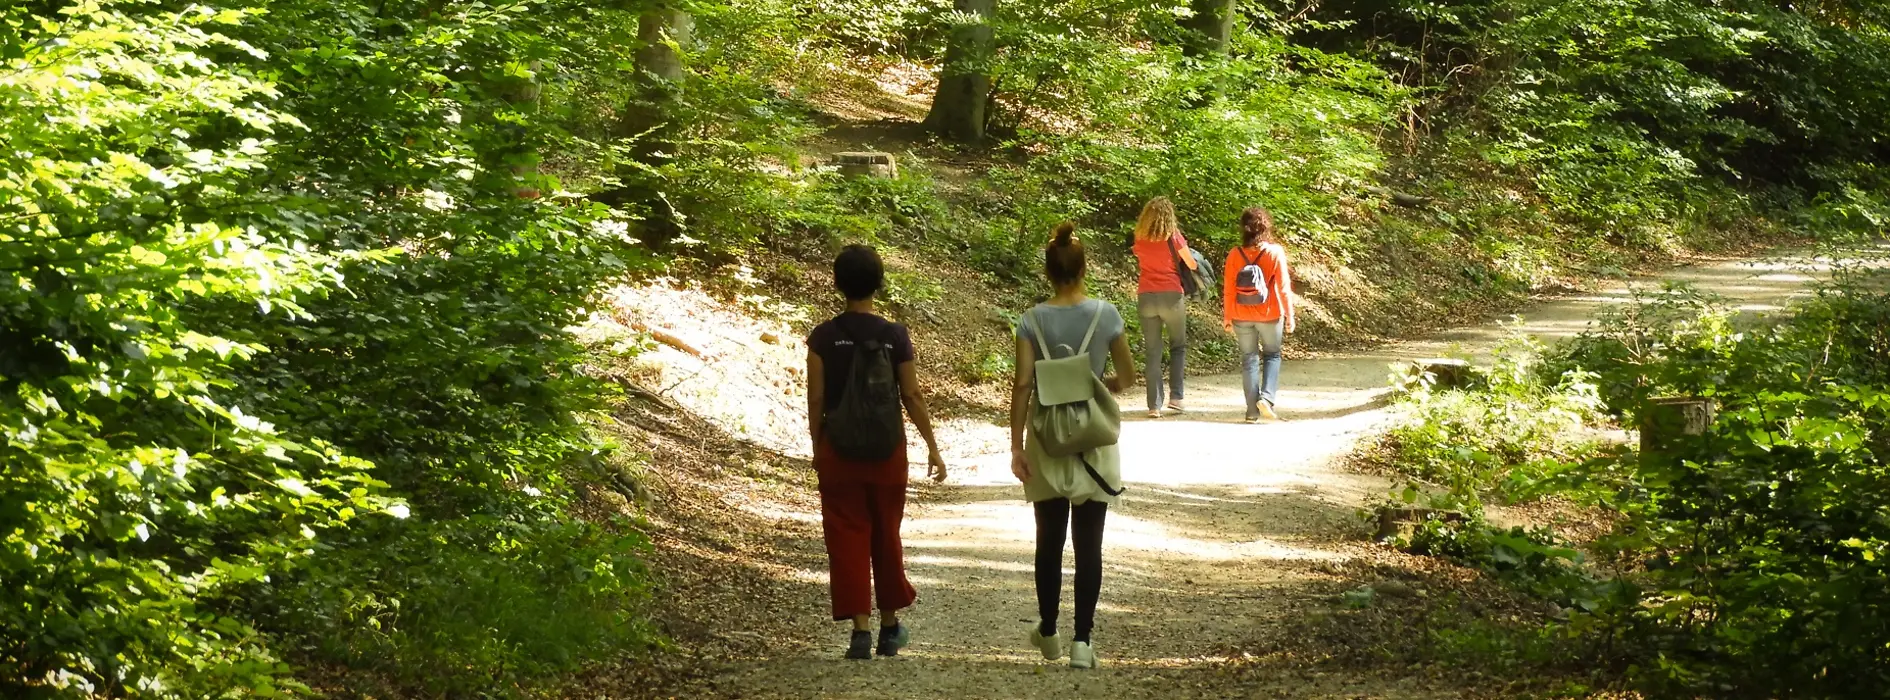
top-left (817, 478), bottom-right (918, 620)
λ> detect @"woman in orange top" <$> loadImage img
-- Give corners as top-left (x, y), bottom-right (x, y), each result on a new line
top-left (1129, 197), bottom-right (1191, 419)
top-left (1220, 207), bottom-right (1295, 423)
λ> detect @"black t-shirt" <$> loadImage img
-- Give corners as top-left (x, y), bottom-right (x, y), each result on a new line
top-left (807, 312), bottom-right (916, 411)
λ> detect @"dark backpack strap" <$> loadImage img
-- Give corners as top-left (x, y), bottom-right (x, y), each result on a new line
top-left (1078, 453), bottom-right (1126, 496)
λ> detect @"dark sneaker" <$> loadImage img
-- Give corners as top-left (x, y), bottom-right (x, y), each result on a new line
top-left (845, 630), bottom-right (872, 660)
top-left (876, 623), bottom-right (910, 657)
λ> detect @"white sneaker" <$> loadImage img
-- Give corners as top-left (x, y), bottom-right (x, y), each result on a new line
top-left (1028, 624), bottom-right (1063, 661)
top-left (1069, 641), bottom-right (1097, 669)
top-left (1256, 400), bottom-right (1279, 422)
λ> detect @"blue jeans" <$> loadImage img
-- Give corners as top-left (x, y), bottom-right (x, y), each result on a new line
top-left (1235, 320), bottom-right (1284, 417)
top-left (1138, 292), bottom-right (1186, 411)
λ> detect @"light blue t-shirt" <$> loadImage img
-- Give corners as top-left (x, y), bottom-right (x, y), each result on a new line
top-left (1015, 298), bottom-right (1125, 377)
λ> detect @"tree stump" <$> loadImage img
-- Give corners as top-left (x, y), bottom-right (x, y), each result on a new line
top-left (1373, 507), bottom-right (1466, 542)
top-left (1411, 358), bottom-right (1472, 389)
top-left (834, 152), bottom-right (898, 179)
top-left (1641, 396), bottom-right (1715, 458)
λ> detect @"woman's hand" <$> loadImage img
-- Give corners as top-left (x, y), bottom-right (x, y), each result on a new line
top-left (1222, 319), bottom-right (1234, 334)
top-left (1010, 450), bottom-right (1032, 483)
top-left (927, 449), bottom-right (948, 483)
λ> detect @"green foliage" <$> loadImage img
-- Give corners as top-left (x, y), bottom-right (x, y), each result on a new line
top-left (3, 1), bottom-right (653, 695)
top-left (1309, 0), bottom-right (1890, 244)
top-left (961, 348), bottom-right (1015, 385)
top-left (1, 5), bottom-right (395, 694)
top-left (259, 518), bottom-right (653, 695)
top-left (1553, 269), bottom-right (1890, 696)
top-left (1378, 334), bottom-right (1608, 505)
top-left (996, 28), bottom-right (1402, 254)
top-left (1385, 268), bottom-right (1890, 697)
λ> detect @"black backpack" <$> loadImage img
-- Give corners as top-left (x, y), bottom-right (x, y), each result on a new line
top-left (1169, 236), bottom-right (1202, 296)
top-left (823, 320), bottom-right (904, 461)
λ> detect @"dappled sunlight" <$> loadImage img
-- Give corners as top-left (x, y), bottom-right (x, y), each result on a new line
top-left (906, 554), bottom-right (1036, 574)
top-left (1106, 511), bottom-right (1350, 562)
top-left (737, 500), bottom-right (822, 524)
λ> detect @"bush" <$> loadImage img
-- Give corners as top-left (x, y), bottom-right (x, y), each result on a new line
top-left (1381, 268), bottom-right (1890, 697)
top-left (2, 3), bottom-right (654, 695)
top-left (1378, 333), bottom-right (1608, 506)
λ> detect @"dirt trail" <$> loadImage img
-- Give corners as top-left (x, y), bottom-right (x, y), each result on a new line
top-left (644, 252), bottom-right (1841, 699)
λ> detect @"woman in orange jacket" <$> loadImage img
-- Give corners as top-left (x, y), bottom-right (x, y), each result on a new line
top-left (1220, 207), bottom-right (1295, 422)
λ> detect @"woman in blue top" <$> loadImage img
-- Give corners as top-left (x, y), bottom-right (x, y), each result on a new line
top-left (1008, 221), bottom-right (1136, 670)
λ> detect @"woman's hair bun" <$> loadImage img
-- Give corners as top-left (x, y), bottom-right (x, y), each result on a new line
top-left (1052, 221), bottom-right (1077, 246)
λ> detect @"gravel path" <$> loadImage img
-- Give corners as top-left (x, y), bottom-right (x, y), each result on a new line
top-left (643, 251), bottom-right (1840, 699)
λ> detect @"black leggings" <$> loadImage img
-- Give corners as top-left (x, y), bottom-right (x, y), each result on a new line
top-left (1034, 498), bottom-right (1108, 644)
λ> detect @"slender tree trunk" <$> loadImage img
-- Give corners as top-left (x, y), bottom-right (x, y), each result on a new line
top-left (495, 60), bottom-right (543, 199)
top-left (1180, 0), bottom-right (1238, 56)
top-left (923, 0), bottom-right (995, 143)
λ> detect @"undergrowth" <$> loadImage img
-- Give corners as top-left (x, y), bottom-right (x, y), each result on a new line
top-left (1358, 259), bottom-right (1890, 698)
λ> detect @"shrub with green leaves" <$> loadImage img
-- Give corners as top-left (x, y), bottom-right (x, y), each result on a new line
top-left (0, 5), bottom-right (398, 694)
top-left (4, 1), bottom-right (652, 695)
top-left (1383, 268), bottom-right (1890, 696)
top-left (1377, 334), bottom-right (1608, 506)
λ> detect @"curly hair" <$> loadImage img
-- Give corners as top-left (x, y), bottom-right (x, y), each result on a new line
top-left (1133, 196), bottom-right (1181, 243)
top-left (1239, 207), bottom-right (1275, 247)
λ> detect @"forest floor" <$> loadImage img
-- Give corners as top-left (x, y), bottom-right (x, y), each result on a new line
top-left (582, 249), bottom-right (1846, 699)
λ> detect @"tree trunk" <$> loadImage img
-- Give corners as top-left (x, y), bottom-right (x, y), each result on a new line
top-left (603, 6), bottom-right (694, 244)
top-left (618, 7), bottom-right (693, 157)
top-left (495, 60), bottom-right (543, 199)
top-left (923, 0), bottom-right (995, 144)
top-left (1180, 0), bottom-right (1238, 57)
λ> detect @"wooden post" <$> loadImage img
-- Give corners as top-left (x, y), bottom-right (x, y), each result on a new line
top-left (1641, 396), bottom-right (1715, 457)
top-left (1412, 358), bottom-right (1472, 389)
top-left (1373, 507), bottom-right (1466, 542)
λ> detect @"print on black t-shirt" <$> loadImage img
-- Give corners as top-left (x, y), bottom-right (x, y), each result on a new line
top-left (807, 312), bottom-right (916, 411)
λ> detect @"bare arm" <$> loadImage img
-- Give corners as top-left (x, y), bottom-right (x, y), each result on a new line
top-left (1008, 334), bottom-right (1036, 482)
top-left (898, 361), bottom-right (948, 482)
top-left (1222, 249), bottom-right (1239, 329)
top-left (1105, 334), bottom-right (1136, 394)
top-left (806, 351), bottom-right (825, 444)
top-left (1277, 248), bottom-right (1297, 333)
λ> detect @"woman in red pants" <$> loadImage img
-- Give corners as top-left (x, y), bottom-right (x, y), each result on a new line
top-left (805, 244), bottom-right (948, 659)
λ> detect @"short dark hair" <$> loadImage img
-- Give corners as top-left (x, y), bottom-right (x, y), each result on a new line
top-left (833, 244), bottom-right (884, 301)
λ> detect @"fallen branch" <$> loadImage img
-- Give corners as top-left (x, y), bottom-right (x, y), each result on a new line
top-left (630, 320), bottom-right (704, 358)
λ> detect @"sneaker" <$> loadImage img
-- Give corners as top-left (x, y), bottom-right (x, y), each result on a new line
top-left (1069, 641), bottom-right (1097, 669)
top-left (876, 623), bottom-right (910, 657)
top-left (845, 630), bottom-right (872, 660)
top-left (1028, 623), bottom-right (1063, 661)
top-left (1256, 400), bottom-right (1279, 422)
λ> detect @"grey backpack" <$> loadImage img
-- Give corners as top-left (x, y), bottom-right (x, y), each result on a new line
top-left (1024, 307), bottom-right (1121, 458)
top-left (823, 322), bottom-right (903, 461)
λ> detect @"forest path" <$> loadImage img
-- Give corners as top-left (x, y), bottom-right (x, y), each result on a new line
top-left (670, 251), bottom-right (1839, 699)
